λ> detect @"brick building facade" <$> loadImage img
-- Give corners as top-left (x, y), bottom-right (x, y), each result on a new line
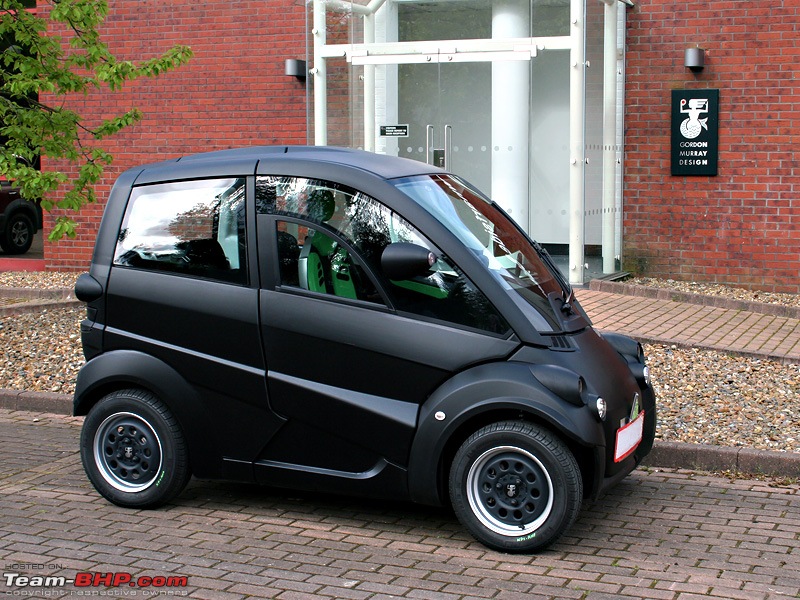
top-left (623, 1), bottom-right (799, 292)
top-left (39, 0), bottom-right (800, 293)
top-left (41, 0), bottom-right (309, 269)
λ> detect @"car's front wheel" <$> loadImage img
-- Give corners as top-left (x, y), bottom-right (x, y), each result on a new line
top-left (80, 389), bottom-right (191, 508)
top-left (449, 421), bottom-right (583, 553)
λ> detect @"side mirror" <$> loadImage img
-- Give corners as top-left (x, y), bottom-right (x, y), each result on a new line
top-left (381, 242), bottom-right (436, 280)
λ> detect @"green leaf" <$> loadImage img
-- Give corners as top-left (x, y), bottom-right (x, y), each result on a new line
top-left (1, 0), bottom-right (194, 241)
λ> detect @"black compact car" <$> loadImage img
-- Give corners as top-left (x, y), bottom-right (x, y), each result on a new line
top-left (74, 146), bottom-right (655, 553)
top-left (0, 179), bottom-right (42, 254)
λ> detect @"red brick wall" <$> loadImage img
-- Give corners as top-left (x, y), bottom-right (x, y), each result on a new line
top-left (624, 1), bottom-right (800, 292)
top-left (41, 0), bottom-right (309, 270)
top-left (40, 1), bottom-right (800, 291)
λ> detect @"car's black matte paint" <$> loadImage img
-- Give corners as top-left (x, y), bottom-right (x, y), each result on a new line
top-left (74, 145), bottom-right (656, 552)
top-left (406, 360), bottom-right (607, 506)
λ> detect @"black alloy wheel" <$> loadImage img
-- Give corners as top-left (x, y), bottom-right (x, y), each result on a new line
top-left (0, 213), bottom-right (34, 254)
top-left (80, 389), bottom-right (191, 508)
top-left (449, 421), bottom-right (583, 553)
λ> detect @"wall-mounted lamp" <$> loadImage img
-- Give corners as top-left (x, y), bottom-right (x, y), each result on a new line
top-left (684, 47), bottom-right (705, 72)
top-left (285, 59), bottom-right (307, 80)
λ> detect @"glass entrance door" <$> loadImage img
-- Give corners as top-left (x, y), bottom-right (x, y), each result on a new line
top-left (358, 46), bottom-right (536, 233)
top-left (395, 60), bottom-right (492, 195)
top-left (310, 0), bottom-right (623, 284)
top-left (325, 0), bottom-right (542, 227)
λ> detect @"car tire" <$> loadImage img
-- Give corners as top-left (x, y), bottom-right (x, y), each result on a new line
top-left (449, 421), bottom-right (583, 553)
top-left (80, 389), bottom-right (191, 508)
top-left (0, 212), bottom-right (34, 255)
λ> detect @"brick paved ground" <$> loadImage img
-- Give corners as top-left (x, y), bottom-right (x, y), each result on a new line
top-left (1, 409), bottom-right (798, 600)
top-left (576, 290), bottom-right (800, 364)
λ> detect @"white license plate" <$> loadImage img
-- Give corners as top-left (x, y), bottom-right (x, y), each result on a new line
top-left (614, 410), bottom-right (645, 463)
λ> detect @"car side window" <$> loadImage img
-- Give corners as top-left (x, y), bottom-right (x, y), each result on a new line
top-left (114, 178), bottom-right (247, 285)
top-left (274, 220), bottom-right (382, 303)
top-left (257, 176), bottom-right (508, 334)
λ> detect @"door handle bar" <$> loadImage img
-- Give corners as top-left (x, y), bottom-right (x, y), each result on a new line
top-left (444, 124), bottom-right (452, 171)
top-left (426, 124), bottom-right (434, 166)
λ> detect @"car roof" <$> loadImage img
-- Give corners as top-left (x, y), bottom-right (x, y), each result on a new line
top-left (174, 145), bottom-right (442, 180)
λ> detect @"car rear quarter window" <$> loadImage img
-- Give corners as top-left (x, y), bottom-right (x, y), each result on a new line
top-left (113, 178), bottom-right (247, 285)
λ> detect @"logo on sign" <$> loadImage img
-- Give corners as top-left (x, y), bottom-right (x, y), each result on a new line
top-left (679, 98), bottom-right (709, 139)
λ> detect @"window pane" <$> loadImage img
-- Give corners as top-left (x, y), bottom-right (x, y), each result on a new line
top-left (258, 176), bottom-right (508, 334)
top-left (275, 220), bottom-right (381, 304)
top-left (395, 174), bottom-right (564, 332)
top-left (114, 179), bottom-right (247, 285)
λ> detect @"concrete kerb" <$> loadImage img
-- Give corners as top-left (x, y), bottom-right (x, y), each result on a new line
top-left (0, 388), bottom-right (72, 415)
top-left (2, 389), bottom-right (798, 479)
top-left (0, 298), bottom-right (83, 315)
top-left (0, 286), bottom-right (75, 300)
top-left (641, 440), bottom-right (800, 478)
top-left (0, 286), bottom-right (82, 315)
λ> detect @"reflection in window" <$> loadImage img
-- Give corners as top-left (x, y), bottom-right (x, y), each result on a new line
top-left (395, 174), bottom-right (564, 332)
top-left (258, 176), bottom-right (508, 335)
top-left (275, 220), bottom-right (381, 304)
top-left (114, 179), bottom-right (247, 284)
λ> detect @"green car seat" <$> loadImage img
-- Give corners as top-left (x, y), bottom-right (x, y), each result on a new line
top-left (299, 190), bottom-right (357, 300)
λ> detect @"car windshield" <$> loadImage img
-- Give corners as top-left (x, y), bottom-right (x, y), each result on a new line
top-left (394, 174), bottom-right (571, 332)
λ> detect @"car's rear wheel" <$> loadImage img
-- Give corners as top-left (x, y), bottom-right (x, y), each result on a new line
top-left (449, 421), bottom-right (583, 553)
top-left (80, 389), bottom-right (191, 508)
top-left (0, 213), bottom-right (34, 254)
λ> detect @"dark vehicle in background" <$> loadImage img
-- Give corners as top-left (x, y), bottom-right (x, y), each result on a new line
top-left (73, 146), bottom-right (656, 553)
top-left (0, 179), bottom-right (42, 255)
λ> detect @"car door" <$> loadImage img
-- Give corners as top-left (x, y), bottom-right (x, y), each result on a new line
top-left (253, 175), bottom-right (519, 498)
top-left (105, 177), bottom-right (282, 476)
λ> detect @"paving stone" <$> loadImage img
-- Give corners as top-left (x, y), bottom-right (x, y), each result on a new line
top-left (311, 587), bottom-right (368, 600)
top-left (2, 409), bottom-right (799, 600)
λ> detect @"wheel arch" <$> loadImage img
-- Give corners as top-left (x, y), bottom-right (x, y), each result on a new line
top-left (74, 350), bottom-right (223, 479)
top-left (407, 362), bottom-right (605, 507)
top-left (434, 409), bottom-right (599, 508)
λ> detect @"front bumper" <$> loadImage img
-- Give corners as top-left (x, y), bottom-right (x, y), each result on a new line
top-left (591, 384), bottom-right (657, 499)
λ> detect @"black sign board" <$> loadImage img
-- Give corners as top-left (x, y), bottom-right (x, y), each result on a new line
top-left (379, 125), bottom-right (409, 138)
top-left (671, 89), bottom-right (719, 176)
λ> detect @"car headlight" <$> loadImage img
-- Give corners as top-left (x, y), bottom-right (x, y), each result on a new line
top-left (591, 396), bottom-right (607, 421)
top-left (630, 363), bottom-right (651, 388)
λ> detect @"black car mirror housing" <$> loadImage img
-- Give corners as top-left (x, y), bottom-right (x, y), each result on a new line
top-left (381, 242), bottom-right (436, 280)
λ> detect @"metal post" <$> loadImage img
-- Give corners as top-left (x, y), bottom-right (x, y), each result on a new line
top-left (569, 0), bottom-right (586, 285)
top-left (312, 0), bottom-right (327, 146)
top-left (364, 13), bottom-right (376, 152)
top-left (602, 0), bottom-right (618, 274)
top-left (491, 0), bottom-right (531, 227)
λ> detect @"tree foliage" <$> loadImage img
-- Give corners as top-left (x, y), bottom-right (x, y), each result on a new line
top-left (0, 0), bottom-right (193, 240)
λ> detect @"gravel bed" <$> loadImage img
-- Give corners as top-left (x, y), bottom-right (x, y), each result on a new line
top-left (0, 271), bottom-right (81, 290)
top-left (644, 344), bottom-right (799, 453)
top-left (628, 277), bottom-right (800, 308)
top-left (0, 272), bottom-right (798, 454)
top-left (0, 306), bottom-right (84, 395)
